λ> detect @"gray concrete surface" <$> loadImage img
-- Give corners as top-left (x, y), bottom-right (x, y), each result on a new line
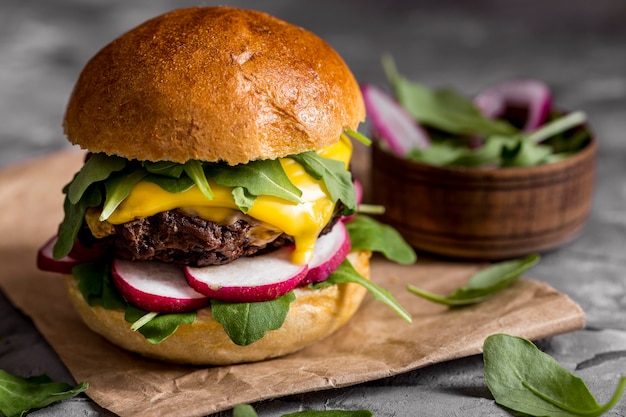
top-left (1, 1), bottom-right (625, 416)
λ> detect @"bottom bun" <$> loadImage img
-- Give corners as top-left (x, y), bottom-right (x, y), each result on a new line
top-left (65, 250), bottom-right (371, 365)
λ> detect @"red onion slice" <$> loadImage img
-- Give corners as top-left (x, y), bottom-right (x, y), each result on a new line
top-left (361, 83), bottom-right (430, 156)
top-left (474, 79), bottom-right (553, 132)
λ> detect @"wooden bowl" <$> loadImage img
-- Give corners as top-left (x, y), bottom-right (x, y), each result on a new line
top-left (370, 138), bottom-right (597, 260)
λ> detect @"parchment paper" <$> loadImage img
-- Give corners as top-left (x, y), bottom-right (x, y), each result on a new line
top-left (0, 150), bottom-right (585, 417)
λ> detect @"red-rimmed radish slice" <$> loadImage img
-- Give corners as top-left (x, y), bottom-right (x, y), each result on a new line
top-left (361, 83), bottom-right (430, 156)
top-left (185, 247), bottom-right (307, 303)
top-left (474, 79), bottom-right (552, 132)
top-left (37, 236), bottom-right (80, 274)
top-left (37, 236), bottom-right (108, 274)
top-left (301, 222), bottom-right (351, 286)
top-left (112, 259), bottom-right (209, 313)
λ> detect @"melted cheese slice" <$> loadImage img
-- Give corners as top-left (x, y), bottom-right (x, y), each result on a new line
top-left (107, 135), bottom-right (353, 265)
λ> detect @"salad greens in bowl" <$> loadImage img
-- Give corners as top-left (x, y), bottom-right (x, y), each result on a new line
top-left (364, 57), bottom-right (597, 260)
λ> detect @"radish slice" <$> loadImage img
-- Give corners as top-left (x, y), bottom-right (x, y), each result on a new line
top-left (185, 247), bottom-right (308, 303)
top-left (361, 83), bottom-right (430, 156)
top-left (37, 236), bottom-right (81, 274)
top-left (112, 259), bottom-right (209, 313)
top-left (301, 222), bottom-right (351, 286)
top-left (37, 236), bottom-right (106, 274)
top-left (474, 79), bottom-right (552, 132)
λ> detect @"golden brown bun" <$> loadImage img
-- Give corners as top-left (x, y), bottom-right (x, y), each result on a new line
top-left (65, 251), bottom-right (371, 365)
top-left (63, 6), bottom-right (365, 165)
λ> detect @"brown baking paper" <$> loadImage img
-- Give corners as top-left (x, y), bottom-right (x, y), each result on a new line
top-left (0, 151), bottom-right (585, 417)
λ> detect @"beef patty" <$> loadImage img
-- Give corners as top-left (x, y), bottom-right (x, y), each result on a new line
top-left (85, 207), bottom-right (342, 267)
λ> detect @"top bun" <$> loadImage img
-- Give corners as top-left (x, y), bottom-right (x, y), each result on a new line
top-left (63, 7), bottom-right (365, 165)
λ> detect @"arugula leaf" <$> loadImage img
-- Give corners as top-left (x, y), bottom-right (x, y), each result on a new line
top-left (206, 159), bottom-right (303, 205)
top-left (233, 404), bottom-right (259, 417)
top-left (67, 153), bottom-right (126, 204)
top-left (142, 160), bottom-right (185, 178)
top-left (290, 151), bottom-right (356, 212)
top-left (100, 168), bottom-right (148, 221)
top-left (211, 292), bottom-right (296, 346)
top-left (323, 260), bottom-right (412, 323)
top-left (484, 334), bottom-right (626, 417)
top-left (526, 111), bottom-right (587, 145)
top-left (144, 174), bottom-right (195, 194)
top-left (382, 56), bottom-right (516, 137)
top-left (0, 369), bottom-right (88, 417)
top-left (124, 306), bottom-right (196, 344)
top-left (72, 262), bottom-right (126, 309)
top-left (345, 215), bottom-right (416, 265)
top-left (407, 254), bottom-right (539, 306)
top-left (184, 160), bottom-right (214, 200)
top-left (231, 186), bottom-right (256, 213)
top-left (343, 129), bottom-right (372, 146)
top-left (53, 185), bottom-right (102, 259)
top-left (71, 263), bottom-right (191, 343)
top-left (501, 138), bottom-right (553, 167)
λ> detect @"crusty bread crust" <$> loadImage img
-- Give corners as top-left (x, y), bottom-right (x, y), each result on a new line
top-left (65, 251), bottom-right (371, 365)
top-left (63, 6), bottom-right (365, 165)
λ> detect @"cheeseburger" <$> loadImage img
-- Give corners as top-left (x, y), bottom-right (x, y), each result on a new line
top-left (37, 6), bottom-right (412, 365)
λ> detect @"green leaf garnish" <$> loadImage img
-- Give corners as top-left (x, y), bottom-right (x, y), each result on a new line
top-left (53, 185), bottom-right (102, 259)
top-left (383, 55), bottom-right (516, 137)
top-left (72, 263), bottom-right (193, 344)
top-left (484, 334), bottom-right (626, 417)
top-left (231, 186), bottom-right (256, 213)
top-left (344, 129), bottom-right (372, 146)
top-left (183, 159), bottom-right (214, 200)
top-left (207, 159), bottom-right (303, 207)
top-left (407, 254), bottom-right (540, 306)
top-left (211, 292), bottom-right (296, 346)
top-left (345, 215), bottom-right (416, 265)
top-left (142, 160), bottom-right (185, 178)
top-left (233, 404), bottom-right (259, 417)
top-left (67, 153), bottom-right (126, 204)
top-left (526, 111), bottom-right (587, 144)
top-left (322, 259), bottom-right (412, 323)
top-left (144, 174), bottom-right (195, 194)
top-left (0, 370), bottom-right (88, 417)
top-left (290, 151), bottom-right (356, 212)
top-left (125, 306), bottom-right (196, 344)
top-left (100, 168), bottom-right (148, 221)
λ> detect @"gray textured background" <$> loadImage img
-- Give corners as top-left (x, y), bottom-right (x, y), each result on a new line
top-left (1, 1), bottom-right (625, 416)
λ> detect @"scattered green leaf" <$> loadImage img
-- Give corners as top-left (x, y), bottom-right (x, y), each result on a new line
top-left (407, 254), bottom-right (539, 306)
top-left (322, 259), bottom-right (412, 323)
top-left (233, 404), bottom-right (259, 417)
top-left (0, 369), bottom-right (88, 417)
top-left (484, 334), bottom-right (626, 417)
top-left (345, 215), bottom-right (416, 265)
